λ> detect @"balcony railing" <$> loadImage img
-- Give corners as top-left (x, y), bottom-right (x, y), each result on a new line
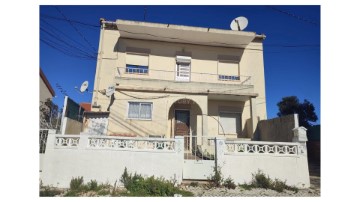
top-left (115, 67), bottom-right (251, 85)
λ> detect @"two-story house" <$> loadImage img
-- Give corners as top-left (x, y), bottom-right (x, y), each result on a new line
top-left (91, 19), bottom-right (267, 152)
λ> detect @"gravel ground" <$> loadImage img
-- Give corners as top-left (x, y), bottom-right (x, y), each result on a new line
top-left (180, 161), bottom-right (321, 197)
top-left (181, 185), bottom-right (320, 197)
top-left (181, 175), bottom-right (320, 197)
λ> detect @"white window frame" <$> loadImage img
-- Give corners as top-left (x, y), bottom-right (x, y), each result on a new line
top-left (218, 111), bottom-right (242, 135)
top-left (175, 56), bottom-right (191, 82)
top-left (127, 102), bottom-right (153, 120)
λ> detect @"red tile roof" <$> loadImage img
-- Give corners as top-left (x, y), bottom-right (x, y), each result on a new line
top-left (80, 102), bottom-right (92, 111)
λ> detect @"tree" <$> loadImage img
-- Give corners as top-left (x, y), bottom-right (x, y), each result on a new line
top-left (277, 96), bottom-right (318, 128)
top-left (40, 98), bottom-right (62, 130)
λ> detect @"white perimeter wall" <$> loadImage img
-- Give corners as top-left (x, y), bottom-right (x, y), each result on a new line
top-left (40, 134), bottom-right (184, 188)
top-left (216, 138), bottom-right (310, 188)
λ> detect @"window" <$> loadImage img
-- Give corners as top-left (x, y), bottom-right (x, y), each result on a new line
top-left (175, 56), bottom-right (191, 81)
top-left (128, 102), bottom-right (152, 120)
top-left (126, 53), bottom-right (149, 74)
top-left (219, 112), bottom-right (241, 135)
top-left (218, 61), bottom-right (239, 81)
top-left (126, 64), bottom-right (149, 74)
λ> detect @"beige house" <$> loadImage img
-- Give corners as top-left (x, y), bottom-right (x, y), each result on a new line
top-left (91, 19), bottom-right (267, 148)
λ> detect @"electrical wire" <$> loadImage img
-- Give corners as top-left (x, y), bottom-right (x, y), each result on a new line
top-left (266, 6), bottom-right (319, 26)
top-left (55, 6), bottom-right (98, 52)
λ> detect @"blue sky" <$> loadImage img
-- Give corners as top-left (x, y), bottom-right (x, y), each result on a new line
top-left (40, 5), bottom-right (320, 124)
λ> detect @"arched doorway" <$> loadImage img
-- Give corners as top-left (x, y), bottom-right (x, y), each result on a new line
top-left (168, 98), bottom-right (202, 152)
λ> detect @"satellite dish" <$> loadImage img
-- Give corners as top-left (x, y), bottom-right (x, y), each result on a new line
top-left (106, 85), bottom-right (115, 97)
top-left (230, 16), bottom-right (248, 31)
top-left (80, 81), bottom-right (89, 93)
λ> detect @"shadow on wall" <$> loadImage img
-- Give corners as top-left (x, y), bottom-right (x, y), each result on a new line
top-left (242, 118), bottom-right (254, 139)
top-left (114, 38), bottom-right (245, 62)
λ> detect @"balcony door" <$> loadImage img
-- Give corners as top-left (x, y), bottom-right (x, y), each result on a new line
top-left (175, 56), bottom-right (191, 82)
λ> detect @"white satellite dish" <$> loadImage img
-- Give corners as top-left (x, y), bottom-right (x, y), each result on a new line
top-left (80, 81), bottom-right (89, 93)
top-left (230, 16), bottom-right (248, 31)
top-left (106, 85), bottom-right (115, 97)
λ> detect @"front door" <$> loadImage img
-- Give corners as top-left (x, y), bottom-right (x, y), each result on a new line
top-left (175, 110), bottom-right (190, 150)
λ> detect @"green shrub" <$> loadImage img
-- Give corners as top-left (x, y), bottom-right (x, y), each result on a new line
top-left (120, 168), bottom-right (193, 197)
top-left (70, 176), bottom-right (84, 191)
top-left (223, 177), bottom-right (236, 189)
top-left (40, 186), bottom-right (63, 197)
top-left (238, 183), bottom-right (253, 190)
top-left (244, 170), bottom-right (299, 193)
top-left (88, 180), bottom-right (98, 191)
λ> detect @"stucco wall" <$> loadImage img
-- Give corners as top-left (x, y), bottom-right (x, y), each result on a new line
top-left (92, 28), bottom-right (266, 122)
top-left (256, 114), bottom-right (298, 142)
top-left (208, 100), bottom-right (248, 138)
top-left (101, 91), bottom-right (208, 138)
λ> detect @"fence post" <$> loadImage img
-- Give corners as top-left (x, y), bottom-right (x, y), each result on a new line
top-left (175, 136), bottom-right (184, 185)
top-left (292, 126), bottom-right (308, 156)
top-left (215, 137), bottom-right (226, 169)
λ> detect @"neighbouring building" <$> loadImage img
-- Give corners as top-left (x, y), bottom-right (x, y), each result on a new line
top-left (40, 68), bottom-right (56, 128)
top-left (40, 68), bottom-right (55, 105)
top-left (91, 19), bottom-right (267, 142)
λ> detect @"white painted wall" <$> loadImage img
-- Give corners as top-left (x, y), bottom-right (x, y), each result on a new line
top-left (216, 137), bottom-right (310, 188)
top-left (40, 134), bottom-right (184, 188)
top-left (183, 160), bottom-right (214, 180)
top-left (40, 130), bottom-right (310, 189)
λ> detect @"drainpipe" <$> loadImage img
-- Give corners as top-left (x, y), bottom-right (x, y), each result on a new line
top-left (93, 19), bottom-right (106, 109)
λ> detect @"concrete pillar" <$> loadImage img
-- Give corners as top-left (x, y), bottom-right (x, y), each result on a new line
top-left (174, 136), bottom-right (184, 185)
top-left (250, 97), bottom-right (258, 138)
top-left (292, 126), bottom-right (308, 156)
top-left (215, 137), bottom-right (226, 168)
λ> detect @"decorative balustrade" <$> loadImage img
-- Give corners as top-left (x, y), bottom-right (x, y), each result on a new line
top-left (87, 136), bottom-right (175, 152)
top-left (225, 140), bottom-right (299, 156)
top-left (55, 136), bottom-right (80, 148)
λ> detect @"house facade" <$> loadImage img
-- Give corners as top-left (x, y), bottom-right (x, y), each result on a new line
top-left (91, 19), bottom-right (267, 146)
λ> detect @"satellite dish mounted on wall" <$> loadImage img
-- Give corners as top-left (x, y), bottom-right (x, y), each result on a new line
top-left (106, 85), bottom-right (115, 97)
top-left (80, 81), bottom-right (89, 93)
top-left (230, 16), bottom-right (248, 31)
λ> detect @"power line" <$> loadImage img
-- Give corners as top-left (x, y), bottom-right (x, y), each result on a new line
top-left (55, 6), bottom-right (98, 52)
top-left (41, 14), bottom-right (100, 28)
top-left (266, 6), bottom-right (319, 26)
top-left (41, 18), bottom-right (95, 51)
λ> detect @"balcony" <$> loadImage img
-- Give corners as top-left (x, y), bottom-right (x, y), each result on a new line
top-left (114, 67), bottom-right (256, 96)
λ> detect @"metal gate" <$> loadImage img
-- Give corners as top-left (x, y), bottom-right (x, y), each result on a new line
top-left (183, 136), bottom-right (216, 180)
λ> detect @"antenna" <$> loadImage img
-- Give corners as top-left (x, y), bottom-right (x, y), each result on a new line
top-left (230, 16), bottom-right (248, 31)
top-left (106, 85), bottom-right (115, 97)
top-left (80, 81), bottom-right (89, 93)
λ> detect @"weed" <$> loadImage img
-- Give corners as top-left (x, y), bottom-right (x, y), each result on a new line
top-left (243, 170), bottom-right (299, 193)
top-left (251, 170), bottom-right (272, 189)
top-left (223, 177), bottom-right (236, 189)
top-left (119, 168), bottom-right (193, 196)
top-left (189, 182), bottom-right (199, 187)
top-left (40, 186), bottom-right (63, 197)
top-left (87, 180), bottom-right (98, 191)
top-left (70, 176), bottom-right (84, 191)
top-left (238, 183), bottom-right (253, 190)
top-left (208, 166), bottom-right (223, 188)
